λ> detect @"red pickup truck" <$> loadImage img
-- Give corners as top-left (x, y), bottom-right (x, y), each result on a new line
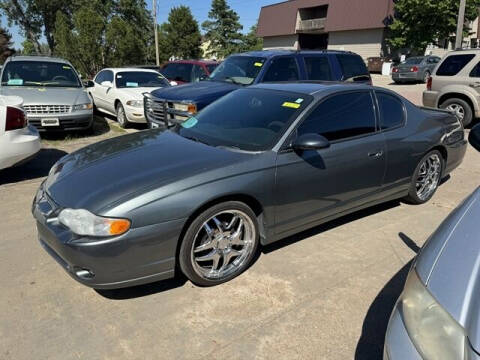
top-left (161, 60), bottom-right (219, 85)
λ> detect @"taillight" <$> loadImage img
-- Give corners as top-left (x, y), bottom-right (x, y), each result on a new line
top-left (427, 76), bottom-right (432, 91)
top-left (410, 66), bottom-right (419, 72)
top-left (5, 106), bottom-right (27, 131)
top-left (392, 67), bottom-right (398, 73)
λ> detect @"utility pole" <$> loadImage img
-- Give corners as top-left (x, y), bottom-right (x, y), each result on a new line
top-left (455, 0), bottom-right (467, 49)
top-left (153, 0), bottom-right (160, 66)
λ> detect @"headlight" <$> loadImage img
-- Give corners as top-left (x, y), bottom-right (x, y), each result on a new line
top-left (173, 102), bottom-right (197, 114)
top-left (126, 100), bottom-right (143, 107)
top-left (58, 208), bottom-right (131, 237)
top-left (73, 103), bottom-right (93, 111)
top-left (401, 269), bottom-right (466, 359)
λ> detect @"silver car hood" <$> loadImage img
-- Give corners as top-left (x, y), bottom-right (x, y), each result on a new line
top-left (0, 86), bottom-right (89, 105)
top-left (416, 187), bottom-right (480, 352)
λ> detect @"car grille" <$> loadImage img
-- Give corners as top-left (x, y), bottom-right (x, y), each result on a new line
top-left (144, 96), bottom-right (167, 124)
top-left (24, 104), bottom-right (72, 115)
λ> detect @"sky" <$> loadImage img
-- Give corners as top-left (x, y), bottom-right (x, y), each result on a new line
top-left (1, 0), bottom-right (280, 49)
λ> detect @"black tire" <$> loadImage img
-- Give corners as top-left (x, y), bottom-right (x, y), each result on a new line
top-left (116, 102), bottom-right (129, 128)
top-left (404, 150), bottom-right (444, 205)
top-left (440, 98), bottom-right (473, 127)
top-left (423, 70), bottom-right (431, 83)
top-left (179, 201), bottom-right (260, 286)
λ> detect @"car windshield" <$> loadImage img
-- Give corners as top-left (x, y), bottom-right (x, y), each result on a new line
top-left (1, 60), bottom-right (82, 87)
top-left (162, 63), bottom-right (193, 82)
top-left (115, 71), bottom-right (169, 88)
top-left (208, 56), bottom-right (266, 85)
top-left (206, 64), bottom-right (218, 73)
top-left (403, 57), bottom-right (423, 65)
top-left (174, 88), bottom-right (312, 151)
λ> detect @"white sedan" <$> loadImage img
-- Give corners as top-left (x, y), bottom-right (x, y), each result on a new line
top-left (0, 95), bottom-right (41, 170)
top-left (87, 68), bottom-right (170, 128)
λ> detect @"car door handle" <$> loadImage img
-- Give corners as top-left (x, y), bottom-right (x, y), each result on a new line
top-left (368, 151), bottom-right (383, 158)
top-left (469, 82), bottom-right (480, 88)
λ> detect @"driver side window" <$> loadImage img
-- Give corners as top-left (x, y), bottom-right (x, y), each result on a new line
top-left (263, 57), bottom-right (300, 82)
top-left (297, 91), bottom-right (376, 142)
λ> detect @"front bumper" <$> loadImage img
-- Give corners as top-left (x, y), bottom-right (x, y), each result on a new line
top-left (32, 184), bottom-right (185, 289)
top-left (0, 124), bottom-right (41, 170)
top-left (27, 110), bottom-right (93, 131)
top-left (125, 105), bottom-right (147, 123)
top-left (384, 305), bottom-right (422, 360)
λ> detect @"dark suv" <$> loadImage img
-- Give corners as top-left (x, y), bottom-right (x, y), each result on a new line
top-left (145, 50), bottom-right (371, 128)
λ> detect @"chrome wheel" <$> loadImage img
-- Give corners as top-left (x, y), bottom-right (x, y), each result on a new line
top-left (446, 103), bottom-right (465, 121)
top-left (416, 154), bottom-right (441, 201)
top-left (191, 210), bottom-right (256, 280)
top-left (117, 104), bottom-right (127, 127)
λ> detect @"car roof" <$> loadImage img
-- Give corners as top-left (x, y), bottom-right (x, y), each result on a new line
top-left (104, 68), bottom-right (161, 73)
top-left (232, 50), bottom-right (360, 58)
top-left (250, 82), bottom-right (376, 97)
top-left (166, 60), bottom-right (219, 65)
top-left (6, 55), bottom-right (71, 64)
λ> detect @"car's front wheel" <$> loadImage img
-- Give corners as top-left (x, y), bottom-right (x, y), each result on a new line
top-left (179, 201), bottom-right (260, 286)
top-left (440, 98), bottom-right (472, 127)
top-left (404, 150), bottom-right (444, 204)
top-left (116, 102), bottom-right (129, 128)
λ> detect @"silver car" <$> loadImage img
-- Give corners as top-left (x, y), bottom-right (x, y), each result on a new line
top-left (392, 56), bottom-right (441, 84)
top-left (384, 125), bottom-right (480, 360)
top-left (0, 55), bottom-right (93, 132)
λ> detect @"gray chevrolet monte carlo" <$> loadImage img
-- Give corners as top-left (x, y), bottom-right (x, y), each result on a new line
top-left (32, 83), bottom-right (467, 289)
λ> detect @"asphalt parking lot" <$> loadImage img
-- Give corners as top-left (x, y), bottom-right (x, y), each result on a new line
top-left (1, 76), bottom-right (479, 360)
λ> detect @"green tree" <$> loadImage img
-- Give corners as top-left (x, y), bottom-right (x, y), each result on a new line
top-left (238, 24), bottom-right (263, 52)
top-left (0, 0), bottom-right (71, 54)
top-left (202, 0), bottom-right (243, 58)
top-left (53, 0), bottom-right (153, 76)
top-left (388, 0), bottom-right (480, 53)
top-left (0, 27), bottom-right (15, 63)
top-left (21, 39), bottom-right (36, 55)
top-left (162, 6), bottom-right (202, 59)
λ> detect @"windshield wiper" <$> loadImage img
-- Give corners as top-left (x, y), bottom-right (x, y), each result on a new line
top-left (183, 136), bottom-right (210, 146)
top-left (223, 77), bottom-right (245, 86)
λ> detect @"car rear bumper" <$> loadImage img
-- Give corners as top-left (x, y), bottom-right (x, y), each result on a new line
top-left (392, 72), bottom-right (421, 82)
top-left (423, 90), bottom-right (439, 108)
top-left (32, 184), bottom-right (185, 289)
top-left (27, 111), bottom-right (93, 131)
top-left (0, 124), bottom-right (41, 170)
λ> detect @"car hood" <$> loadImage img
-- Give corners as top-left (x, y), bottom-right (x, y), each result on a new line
top-left (119, 87), bottom-right (165, 100)
top-left (0, 86), bottom-right (88, 105)
top-left (416, 187), bottom-right (480, 352)
top-left (44, 130), bottom-right (253, 214)
top-left (149, 80), bottom-right (240, 103)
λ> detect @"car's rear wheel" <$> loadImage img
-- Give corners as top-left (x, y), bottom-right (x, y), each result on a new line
top-left (116, 103), bottom-right (129, 128)
top-left (404, 150), bottom-right (444, 204)
top-left (440, 98), bottom-right (472, 127)
top-left (179, 201), bottom-right (260, 286)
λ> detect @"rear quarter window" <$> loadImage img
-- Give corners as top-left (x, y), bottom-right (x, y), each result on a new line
top-left (376, 92), bottom-right (405, 130)
top-left (436, 54), bottom-right (475, 76)
top-left (336, 54), bottom-right (369, 80)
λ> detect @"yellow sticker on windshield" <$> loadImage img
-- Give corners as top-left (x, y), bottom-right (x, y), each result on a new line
top-left (62, 66), bottom-right (71, 69)
top-left (282, 102), bottom-right (301, 109)
top-left (254, 62), bottom-right (263, 67)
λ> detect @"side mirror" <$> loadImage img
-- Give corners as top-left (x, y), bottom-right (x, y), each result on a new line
top-left (101, 80), bottom-right (113, 88)
top-left (469, 123), bottom-right (480, 152)
top-left (292, 133), bottom-right (330, 151)
top-left (84, 80), bottom-right (95, 88)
